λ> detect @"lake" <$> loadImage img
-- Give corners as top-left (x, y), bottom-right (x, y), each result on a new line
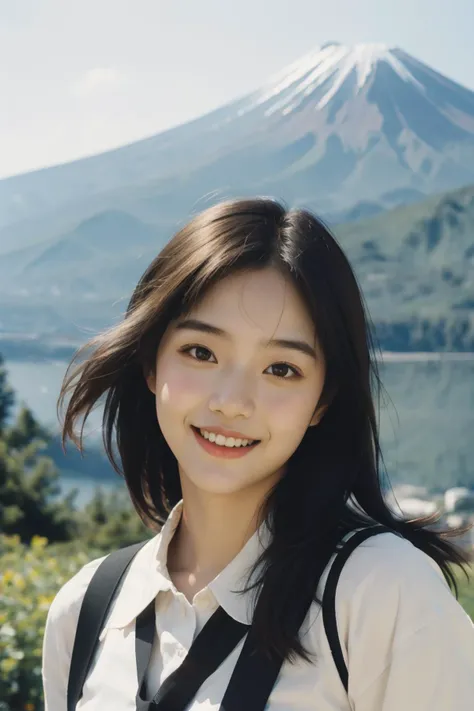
top-left (4, 354), bottom-right (474, 504)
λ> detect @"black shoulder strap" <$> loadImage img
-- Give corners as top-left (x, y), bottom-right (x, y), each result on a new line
top-left (67, 539), bottom-right (149, 711)
top-left (222, 525), bottom-right (395, 709)
top-left (322, 525), bottom-right (393, 693)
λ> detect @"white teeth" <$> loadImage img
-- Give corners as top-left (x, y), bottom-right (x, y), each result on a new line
top-left (198, 428), bottom-right (255, 448)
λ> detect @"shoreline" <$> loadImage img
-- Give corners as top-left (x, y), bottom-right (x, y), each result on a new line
top-left (376, 352), bottom-right (474, 362)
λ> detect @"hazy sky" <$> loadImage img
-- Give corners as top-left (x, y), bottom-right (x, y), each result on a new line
top-left (2, 0), bottom-right (474, 179)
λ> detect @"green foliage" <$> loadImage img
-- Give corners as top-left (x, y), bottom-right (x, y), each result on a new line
top-left (334, 184), bottom-right (474, 351)
top-left (78, 488), bottom-right (153, 550)
top-left (5, 405), bottom-right (51, 451)
top-left (0, 534), bottom-right (101, 711)
top-left (0, 410), bottom-right (151, 548)
top-left (0, 409), bottom-right (80, 544)
top-left (0, 353), bottom-right (155, 708)
top-left (0, 354), bottom-right (15, 435)
top-left (0, 353), bottom-right (151, 550)
top-left (0, 510), bottom-right (151, 711)
top-left (456, 565), bottom-right (474, 620)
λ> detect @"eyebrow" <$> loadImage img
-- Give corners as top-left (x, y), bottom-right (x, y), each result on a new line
top-left (174, 318), bottom-right (318, 360)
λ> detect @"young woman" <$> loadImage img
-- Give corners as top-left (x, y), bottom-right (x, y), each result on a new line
top-left (42, 198), bottom-right (474, 710)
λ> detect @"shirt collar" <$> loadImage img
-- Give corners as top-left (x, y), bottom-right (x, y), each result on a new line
top-left (102, 500), bottom-right (271, 632)
top-left (208, 518), bottom-right (271, 625)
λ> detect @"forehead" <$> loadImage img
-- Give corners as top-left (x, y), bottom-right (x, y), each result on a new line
top-left (182, 267), bottom-right (316, 341)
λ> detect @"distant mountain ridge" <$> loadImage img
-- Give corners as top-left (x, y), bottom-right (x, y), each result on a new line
top-left (335, 183), bottom-right (474, 350)
top-left (0, 182), bottom-right (473, 352)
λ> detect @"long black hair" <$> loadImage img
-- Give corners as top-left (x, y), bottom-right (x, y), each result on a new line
top-left (58, 197), bottom-right (470, 663)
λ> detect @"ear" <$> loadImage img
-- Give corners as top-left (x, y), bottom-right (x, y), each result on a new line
top-left (308, 403), bottom-right (327, 428)
top-left (143, 366), bottom-right (156, 395)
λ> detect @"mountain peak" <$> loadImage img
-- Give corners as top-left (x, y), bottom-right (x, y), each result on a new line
top-left (322, 41), bottom-right (394, 56)
top-left (343, 42), bottom-right (404, 88)
top-left (266, 41), bottom-right (410, 100)
top-left (352, 41), bottom-right (392, 54)
top-left (351, 42), bottom-right (394, 64)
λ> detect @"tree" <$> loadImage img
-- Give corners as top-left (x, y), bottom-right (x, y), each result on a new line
top-left (4, 404), bottom-right (50, 451)
top-left (0, 353), bottom-right (15, 434)
top-left (0, 352), bottom-right (79, 543)
top-left (0, 434), bottom-right (80, 543)
top-left (0, 351), bottom-right (149, 548)
top-left (80, 488), bottom-right (152, 551)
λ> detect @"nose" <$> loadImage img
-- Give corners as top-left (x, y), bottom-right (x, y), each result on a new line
top-left (208, 369), bottom-right (255, 420)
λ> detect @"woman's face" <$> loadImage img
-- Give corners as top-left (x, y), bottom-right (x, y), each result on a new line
top-left (147, 267), bottom-right (326, 498)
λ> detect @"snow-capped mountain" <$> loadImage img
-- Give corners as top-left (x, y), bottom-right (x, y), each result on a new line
top-left (1, 42), bottom-right (474, 245)
top-left (243, 42), bottom-right (474, 196)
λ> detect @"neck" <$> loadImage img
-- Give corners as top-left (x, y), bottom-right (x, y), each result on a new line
top-left (167, 480), bottom-right (271, 584)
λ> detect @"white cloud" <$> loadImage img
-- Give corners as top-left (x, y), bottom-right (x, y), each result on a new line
top-left (71, 67), bottom-right (124, 98)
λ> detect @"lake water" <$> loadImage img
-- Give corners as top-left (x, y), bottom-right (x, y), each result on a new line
top-left (4, 354), bottom-right (474, 504)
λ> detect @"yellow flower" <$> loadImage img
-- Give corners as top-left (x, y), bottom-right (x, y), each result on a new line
top-left (31, 535), bottom-right (48, 550)
top-left (13, 572), bottom-right (26, 590)
top-left (0, 657), bottom-right (17, 673)
top-left (24, 703), bottom-right (35, 711)
top-left (3, 534), bottom-right (21, 548)
top-left (38, 594), bottom-right (53, 609)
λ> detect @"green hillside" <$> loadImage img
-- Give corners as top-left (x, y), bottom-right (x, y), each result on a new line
top-left (0, 183), bottom-right (473, 352)
top-left (335, 183), bottom-right (474, 350)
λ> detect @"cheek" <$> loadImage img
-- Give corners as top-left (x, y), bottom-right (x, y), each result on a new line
top-left (264, 390), bottom-right (303, 423)
top-left (264, 383), bottom-right (321, 431)
top-left (155, 363), bottom-right (206, 409)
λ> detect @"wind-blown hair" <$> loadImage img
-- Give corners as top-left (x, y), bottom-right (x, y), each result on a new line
top-left (58, 197), bottom-right (470, 663)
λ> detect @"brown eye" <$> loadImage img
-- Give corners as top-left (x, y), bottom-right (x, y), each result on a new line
top-left (266, 363), bottom-right (301, 379)
top-left (179, 345), bottom-right (216, 362)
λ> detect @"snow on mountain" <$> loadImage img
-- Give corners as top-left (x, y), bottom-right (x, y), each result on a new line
top-left (1, 42), bottom-right (474, 238)
top-left (241, 42), bottom-right (426, 113)
top-left (232, 42), bottom-right (474, 138)
top-left (228, 42), bottom-right (474, 199)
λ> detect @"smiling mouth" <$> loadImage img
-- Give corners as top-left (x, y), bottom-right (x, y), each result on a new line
top-left (191, 425), bottom-right (260, 447)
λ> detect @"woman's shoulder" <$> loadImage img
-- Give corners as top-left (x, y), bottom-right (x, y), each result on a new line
top-left (328, 530), bottom-right (471, 641)
top-left (335, 530), bottom-right (450, 608)
top-left (317, 530), bottom-right (474, 703)
top-left (42, 551), bottom-right (112, 677)
top-left (45, 552), bottom-right (111, 643)
top-left (304, 530), bottom-right (474, 707)
top-left (337, 529), bottom-right (447, 594)
top-left (46, 534), bottom-right (159, 630)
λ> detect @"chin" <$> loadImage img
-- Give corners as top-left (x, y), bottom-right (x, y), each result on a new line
top-left (182, 469), bottom-right (255, 497)
top-left (191, 478), bottom-right (249, 497)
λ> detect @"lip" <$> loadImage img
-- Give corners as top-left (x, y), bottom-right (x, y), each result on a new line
top-left (191, 426), bottom-right (260, 459)
top-left (194, 425), bottom-right (259, 441)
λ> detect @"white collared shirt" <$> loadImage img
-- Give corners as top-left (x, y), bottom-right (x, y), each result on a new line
top-left (42, 500), bottom-right (474, 710)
